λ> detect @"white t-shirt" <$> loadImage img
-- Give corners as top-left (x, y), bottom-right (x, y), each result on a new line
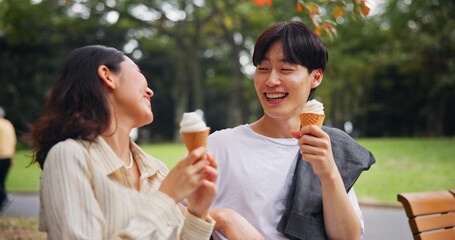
top-left (208, 124), bottom-right (363, 240)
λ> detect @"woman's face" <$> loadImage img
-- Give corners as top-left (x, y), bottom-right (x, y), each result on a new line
top-left (112, 57), bottom-right (154, 128)
top-left (254, 40), bottom-right (321, 120)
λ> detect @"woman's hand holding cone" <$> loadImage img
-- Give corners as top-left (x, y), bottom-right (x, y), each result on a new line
top-left (187, 152), bottom-right (218, 219)
top-left (159, 147), bottom-right (217, 205)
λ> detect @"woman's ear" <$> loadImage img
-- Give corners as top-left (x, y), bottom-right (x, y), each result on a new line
top-left (310, 69), bottom-right (323, 88)
top-left (98, 65), bottom-right (116, 90)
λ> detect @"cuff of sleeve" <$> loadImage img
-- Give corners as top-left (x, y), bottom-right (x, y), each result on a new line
top-left (139, 191), bottom-right (182, 228)
top-left (180, 211), bottom-right (215, 240)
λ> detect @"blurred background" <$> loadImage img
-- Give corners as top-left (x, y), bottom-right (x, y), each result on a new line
top-left (0, 0), bottom-right (454, 238)
top-left (1, 0), bottom-right (454, 144)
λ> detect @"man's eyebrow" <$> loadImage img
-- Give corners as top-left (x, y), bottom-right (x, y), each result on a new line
top-left (279, 58), bottom-right (293, 63)
top-left (259, 57), bottom-right (292, 63)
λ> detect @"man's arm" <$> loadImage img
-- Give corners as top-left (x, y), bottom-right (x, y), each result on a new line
top-left (292, 125), bottom-right (362, 240)
top-left (209, 208), bottom-right (264, 240)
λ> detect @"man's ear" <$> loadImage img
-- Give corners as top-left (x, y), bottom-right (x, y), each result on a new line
top-left (98, 65), bottom-right (116, 90)
top-left (310, 69), bottom-right (323, 88)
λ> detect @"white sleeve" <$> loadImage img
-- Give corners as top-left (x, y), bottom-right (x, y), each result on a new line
top-left (347, 187), bottom-right (364, 237)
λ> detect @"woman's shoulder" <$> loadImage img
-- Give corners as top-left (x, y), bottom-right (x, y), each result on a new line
top-left (45, 138), bottom-right (88, 168)
top-left (49, 138), bottom-right (86, 153)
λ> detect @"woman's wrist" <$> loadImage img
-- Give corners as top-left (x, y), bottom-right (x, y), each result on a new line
top-left (187, 206), bottom-right (208, 221)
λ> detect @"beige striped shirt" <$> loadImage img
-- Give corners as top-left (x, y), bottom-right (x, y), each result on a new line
top-left (39, 136), bottom-right (214, 239)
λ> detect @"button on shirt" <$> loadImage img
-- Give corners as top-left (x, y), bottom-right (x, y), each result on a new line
top-left (39, 136), bottom-right (214, 239)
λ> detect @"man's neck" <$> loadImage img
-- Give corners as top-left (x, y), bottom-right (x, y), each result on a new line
top-left (250, 115), bottom-right (300, 138)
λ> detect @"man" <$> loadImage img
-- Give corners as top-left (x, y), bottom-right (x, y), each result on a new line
top-left (0, 106), bottom-right (16, 211)
top-left (208, 21), bottom-right (375, 240)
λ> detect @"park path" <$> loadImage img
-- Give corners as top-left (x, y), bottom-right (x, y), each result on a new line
top-left (2, 193), bottom-right (413, 240)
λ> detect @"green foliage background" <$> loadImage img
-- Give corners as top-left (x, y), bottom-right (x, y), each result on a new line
top-left (1, 0), bottom-right (454, 142)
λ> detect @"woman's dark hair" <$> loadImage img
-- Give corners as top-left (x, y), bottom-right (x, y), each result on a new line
top-left (252, 21), bottom-right (328, 100)
top-left (30, 45), bottom-right (125, 169)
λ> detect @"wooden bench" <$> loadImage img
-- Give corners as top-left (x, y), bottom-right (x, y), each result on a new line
top-left (397, 190), bottom-right (455, 240)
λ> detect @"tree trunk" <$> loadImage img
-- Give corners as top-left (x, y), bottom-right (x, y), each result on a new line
top-left (227, 44), bottom-right (245, 127)
top-left (173, 45), bottom-right (188, 141)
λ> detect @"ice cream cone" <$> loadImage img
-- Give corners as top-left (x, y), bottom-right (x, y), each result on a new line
top-left (181, 128), bottom-right (210, 152)
top-left (300, 113), bottom-right (325, 128)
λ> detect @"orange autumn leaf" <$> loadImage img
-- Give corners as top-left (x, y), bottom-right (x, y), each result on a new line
top-left (306, 3), bottom-right (320, 14)
top-left (360, 0), bottom-right (370, 16)
top-left (333, 6), bottom-right (345, 19)
top-left (314, 27), bottom-right (322, 36)
top-left (255, 0), bottom-right (272, 7)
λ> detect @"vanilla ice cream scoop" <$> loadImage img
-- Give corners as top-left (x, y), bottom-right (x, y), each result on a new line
top-left (302, 99), bottom-right (324, 115)
top-left (300, 99), bottom-right (325, 128)
top-left (179, 112), bottom-right (208, 132)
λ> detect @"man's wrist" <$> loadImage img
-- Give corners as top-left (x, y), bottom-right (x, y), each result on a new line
top-left (209, 208), bottom-right (230, 230)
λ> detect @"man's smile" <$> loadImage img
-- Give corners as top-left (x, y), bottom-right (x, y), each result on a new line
top-left (265, 92), bottom-right (288, 103)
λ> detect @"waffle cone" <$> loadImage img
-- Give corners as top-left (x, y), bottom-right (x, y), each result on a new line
top-left (181, 128), bottom-right (210, 151)
top-left (300, 113), bottom-right (325, 128)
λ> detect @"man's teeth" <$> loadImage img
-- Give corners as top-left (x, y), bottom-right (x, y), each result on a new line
top-left (266, 93), bottom-right (287, 99)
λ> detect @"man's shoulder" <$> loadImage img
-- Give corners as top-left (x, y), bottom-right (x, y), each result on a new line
top-left (209, 124), bottom-right (248, 141)
top-left (207, 125), bottom-right (251, 153)
top-left (0, 118), bottom-right (13, 127)
top-left (322, 126), bottom-right (349, 137)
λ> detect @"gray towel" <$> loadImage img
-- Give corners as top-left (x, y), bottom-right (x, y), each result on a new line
top-left (277, 126), bottom-right (376, 240)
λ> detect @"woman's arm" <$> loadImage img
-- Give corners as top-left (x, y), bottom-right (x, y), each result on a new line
top-left (40, 141), bottom-right (214, 240)
top-left (40, 142), bottom-right (105, 239)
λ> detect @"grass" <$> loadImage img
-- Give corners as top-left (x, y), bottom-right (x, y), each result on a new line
top-left (355, 138), bottom-right (455, 204)
top-left (0, 216), bottom-right (46, 240)
top-left (6, 138), bottom-right (455, 204)
top-left (3, 138), bottom-right (454, 237)
top-left (6, 143), bottom-right (188, 192)
top-left (5, 151), bottom-right (41, 192)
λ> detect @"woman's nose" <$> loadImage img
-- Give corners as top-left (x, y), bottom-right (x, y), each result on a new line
top-left (146, 87), bottom-right (154, 97)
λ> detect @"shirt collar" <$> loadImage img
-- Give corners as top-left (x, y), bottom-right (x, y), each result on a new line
top-left (83, 136), bottom-right (161, 178)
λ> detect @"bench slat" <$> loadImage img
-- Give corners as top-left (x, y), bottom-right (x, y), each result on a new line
top-left (416, 228), bottom-right (455, 240)
top-left (398, 191), bottom-right (455, 217)
top-left (409, 212), bottom-right (455, 232)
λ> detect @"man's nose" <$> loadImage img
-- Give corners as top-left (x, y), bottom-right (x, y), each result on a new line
top-left (265, 70), bottom-right (280, 87)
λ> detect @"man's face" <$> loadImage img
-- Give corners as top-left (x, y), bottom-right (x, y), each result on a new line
top-left (254, 40), bottom-right (321, 120)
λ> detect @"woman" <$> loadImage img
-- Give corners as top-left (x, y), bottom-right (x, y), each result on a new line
top-left (30, 45), bottom-right (217, 239)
